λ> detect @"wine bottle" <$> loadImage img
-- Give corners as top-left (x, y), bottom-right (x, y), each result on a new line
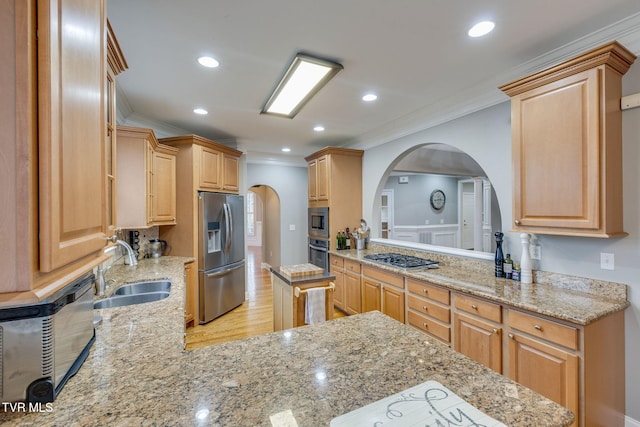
top-left (345, 227), bottom-right (351, 250)
top-left (495, 232), bottom-right (504, 278)
top-left (504, 253), bottom-right (513, 279)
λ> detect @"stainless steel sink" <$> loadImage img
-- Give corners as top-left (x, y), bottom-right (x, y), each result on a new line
top-left (93, 291), bottom-right (170, 309)
top-left (114, 280), bottom-right (172, 295)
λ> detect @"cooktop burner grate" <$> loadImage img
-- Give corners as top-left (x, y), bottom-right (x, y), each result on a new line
top-left (364, 253), bottom-right (438, 269)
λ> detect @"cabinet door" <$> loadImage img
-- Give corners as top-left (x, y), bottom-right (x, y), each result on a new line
top-left (344, 272), bottom-right (361, 315)
top-left (222, 154), bottom-right (239, 192)
top-left (512, 69), bottom-right (600, 231)
top-left (382, 285), bottom-right (405, 323)
top-left (362, 277), bottom-right (381, 313)
top-left (316, 155), bottom-right (329, 201)
top-left (308, 160), bottom-right (317, 201)
top-left (184, 261), bottom-right (198, 327)
top-left (199, 146), bottom-right (221, 190)
top-left (150, 150), bottom-right (176, 224)
top-left (330, 266), bottom-right (345, 311)
top-left (508, 332), bottom-right (579, 425)
top-left (454, 312), bottom-right (502, 373)
top-left (38, 0), bottom-right (107, 271)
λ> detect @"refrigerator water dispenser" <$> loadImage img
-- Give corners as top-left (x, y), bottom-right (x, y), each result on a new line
top-left (207, 222), bottom-right (221, 253)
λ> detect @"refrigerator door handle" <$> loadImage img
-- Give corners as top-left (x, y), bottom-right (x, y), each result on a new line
top-left (223, 202), bottom-right (232, 253)
top-left (206, 262), bottom-right (244, 278)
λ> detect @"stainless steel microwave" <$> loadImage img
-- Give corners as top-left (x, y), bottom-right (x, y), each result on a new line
top-left (308, 207), bottom-right (329, 239)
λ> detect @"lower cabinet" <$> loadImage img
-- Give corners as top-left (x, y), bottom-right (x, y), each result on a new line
top-left (344, 270), bottom-right (362, 315)
top-left (327, 254), bottom-right (624, 426)
top-left (361, 277), bottom-right (381, 313)
top-left (507, 331), bottom-right (579, 425)
top-left (184, 261), bottom-right (198, 328)
top-left (453, 312), bottom-right (502, 373)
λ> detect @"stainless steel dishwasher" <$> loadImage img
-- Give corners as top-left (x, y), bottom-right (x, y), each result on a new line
top-left (0, 272), bottom-right (95, 403)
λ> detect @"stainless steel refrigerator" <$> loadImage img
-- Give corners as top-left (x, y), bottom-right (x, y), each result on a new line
top-left (198, 191), bottom-right (246, 324)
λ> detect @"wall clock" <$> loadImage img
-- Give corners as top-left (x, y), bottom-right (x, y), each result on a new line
top-left (430, 189), bottom-right (446, 210)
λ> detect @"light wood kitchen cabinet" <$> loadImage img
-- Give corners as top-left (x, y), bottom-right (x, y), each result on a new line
top-left (507, 310), bottom-right (580, 427)
top-left (116, 126), bottom-right (178, 228)
top-left (329, 256), bottom-right (346, 311)
top-left (406, 278), bottom-right (451, 343)
top-left (361, 277), bottom-right (381, 313)
top-left (500, 41), bottom-right (635, 237)
top-left (184, 261), bottom-right (198, 328)
top-left (157, 135), bottom-right (243, 267)
top-left (307, 155), bottom-right (329, 201)
top-left (105, 20), bottom-right (128, 233)
top-left (453, 293), bottom-right (503, 373)
top-left (1, 0), bottom-right (117, 295)
top-left (197, 144), bottom-right (240, 193)
top-left (344, 259), bottom-right (362, 315)
top-left (305, 148), bottom-right (363, 245)
top-left (362, 266), bottom-right (405, 323)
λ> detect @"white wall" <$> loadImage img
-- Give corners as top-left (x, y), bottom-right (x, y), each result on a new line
top-left (246, 163), bottom-right (308, 267)
top-left (362, 64), bottom-right (640, 420)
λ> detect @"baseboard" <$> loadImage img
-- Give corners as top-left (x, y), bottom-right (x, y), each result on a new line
top-left (627, 415), bottom-right (640, 427)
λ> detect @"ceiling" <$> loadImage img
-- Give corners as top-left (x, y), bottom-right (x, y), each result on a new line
top-left (108, 1), bottom-right (640, 167)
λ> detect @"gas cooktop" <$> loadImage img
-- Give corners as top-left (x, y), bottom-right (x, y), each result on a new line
top-left (364, 253), bottom-right (439, 270)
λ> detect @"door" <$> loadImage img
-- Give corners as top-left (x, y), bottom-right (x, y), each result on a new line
top-left (381, 189), bottom-right (394, 239)
top-left (462, 191), bottom-right (475, 249)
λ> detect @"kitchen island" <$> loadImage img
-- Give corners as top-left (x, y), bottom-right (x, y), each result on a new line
top-left (0, 257), bottom-right (573, 426)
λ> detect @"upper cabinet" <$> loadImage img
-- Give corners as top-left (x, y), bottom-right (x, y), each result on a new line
top-left (160, 134), bottom-right (242, 194)
top-left (116, 126), bottom-right (178, 228)
top-left (305, 148), bottom-right (363, 243)
top-left (37, 0), bottom-right (110, 271)
top-left (105, 20), bottom-right (128, 233)
top-left (1, 0), bottom-right (112, 294)
top-left (500, 41), bottom-right (636, 237)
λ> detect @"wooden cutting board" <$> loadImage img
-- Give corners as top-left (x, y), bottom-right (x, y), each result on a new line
top-left (279, 263), bottom-right (324, 278)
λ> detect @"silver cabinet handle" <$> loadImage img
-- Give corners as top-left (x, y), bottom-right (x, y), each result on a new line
top-left (493, 328), bottom-right (498, 334)
top-left (515, 220), bottom-right (521, 225)
top-left (534, 324), bottom-right (542, 331)
top-left (422, 305), bottom-right (428, 311)
top-left (423, 289), bottom-right (428, 294)
top-left (423, 322), bottom-right (428, 328)
top-left (471, 304), bottom-right (478, 310)
top-left (508, 333), bottom-right (514, 339)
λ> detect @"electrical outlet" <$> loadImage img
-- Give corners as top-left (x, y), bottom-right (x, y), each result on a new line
top-left (289, 224), bottom-right (296, 231)
top-left (600, 253), bottom-right (615, 270)
top-left (530, 244), bottom-right (541, 260)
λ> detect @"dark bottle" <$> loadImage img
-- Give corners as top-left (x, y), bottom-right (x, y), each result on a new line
top-left (495, 232), bottom-right (504, 278)
top-left (345, 227), bottom-right (351, 250)
top-left (504, 253), bottom-right (513, 279)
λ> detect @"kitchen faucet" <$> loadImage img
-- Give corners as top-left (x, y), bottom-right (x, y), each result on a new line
top-left (95, 239), bottom-right (138, 295)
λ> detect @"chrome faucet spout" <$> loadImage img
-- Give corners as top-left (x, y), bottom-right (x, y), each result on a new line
top-left (116, 239), bottom-right (138, 266)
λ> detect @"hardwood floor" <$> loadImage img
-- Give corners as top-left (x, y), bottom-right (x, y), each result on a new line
top-left (185, 246), bottom-right (346, 350)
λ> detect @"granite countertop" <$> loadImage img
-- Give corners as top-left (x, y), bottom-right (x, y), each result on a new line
top-left (0, 257), bottom-right (573, 426)
top-left (331, 248), bottom-right (629, 326)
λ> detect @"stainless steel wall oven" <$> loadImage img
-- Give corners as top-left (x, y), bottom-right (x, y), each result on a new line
top-left (308, 238), bottom-right (329, 271)
top-left (308, 207), bottom-right (329, 239)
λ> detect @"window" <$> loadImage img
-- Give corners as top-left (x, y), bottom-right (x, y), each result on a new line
top-left (247, 191), bottom-right (255, 236)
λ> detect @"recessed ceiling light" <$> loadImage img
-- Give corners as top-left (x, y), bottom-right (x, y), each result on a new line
top-left (362, 93), bottom-right (377, 102)
top-left (281, 147), bottom-right (291, 152)
top-left (468, 21), bottom-right (495, 38)
top-left (198, 56), bottom-right (219, 68)
top-left (314, 125), bottom-right (325, 132)
top-left (193, 108), bottom-right (208, 115)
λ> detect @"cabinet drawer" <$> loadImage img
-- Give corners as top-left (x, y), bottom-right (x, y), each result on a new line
top-left (408, 311), bottom-right (450, 343)
top-left (330, 255), bottom-right (344, 268)
top-left (454, 293), bottom-right (501, 323)
top-left (344, 259), bottom-right (361, 274)
top-left (407, 294), bottom-right (450, 323)
top-left (509, 310), bottom-right (579, 350)
top-left (407, 279), bottom-right (449, 305)
top-left (362, 266), bottom-right (404, 289)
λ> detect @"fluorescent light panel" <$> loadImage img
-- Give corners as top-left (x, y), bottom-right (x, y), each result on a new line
top-left (262, 53), bottom-right (343, 118)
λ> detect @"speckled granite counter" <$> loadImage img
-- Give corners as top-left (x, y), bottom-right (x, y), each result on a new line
top-left (331, 247), bottom-right (629, 325)
top-left (0, 256), bottom-right (573, 426)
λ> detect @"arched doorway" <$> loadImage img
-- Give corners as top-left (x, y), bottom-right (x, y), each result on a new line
top-left (247, 185), bottom-right (280, 269)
